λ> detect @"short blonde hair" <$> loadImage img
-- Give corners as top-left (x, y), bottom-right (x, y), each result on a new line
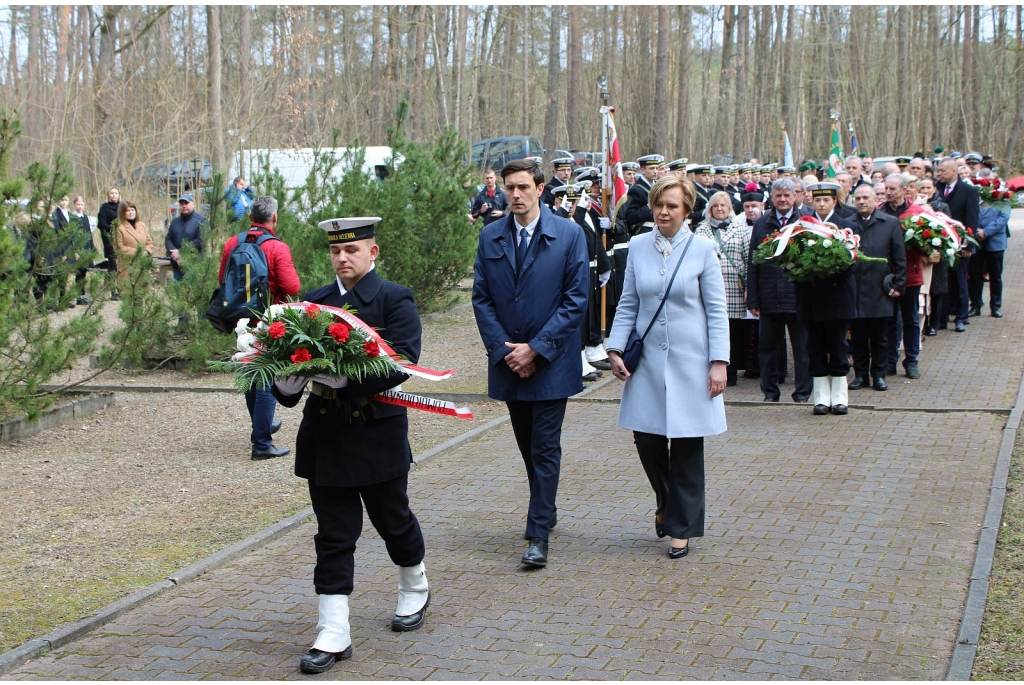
top-left (648, 175), bottom-right (696, 215)
top-left (707, 191), bottom-right (736, 219)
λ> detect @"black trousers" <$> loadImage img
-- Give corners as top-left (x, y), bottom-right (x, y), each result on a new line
top-left (307, 475), bottom-right (424, 596)
top-left (633, 432), bottom-right (705, 540)
top-left (805, 319), bottom-right (851, 377)
top-left (506, 398), bottom-right (568, 541)
top-left (758, 313), bottom-right (811, 401)
top-left (99, 229), bottom-right (117, 273)
top-left (850, 317), bottom-right (889, 380)
top-left (968, 250), bottom-right (1004, 312)
top-left (726, 318), bottom-right (746, 384)
top-left (581, 271), bottom-right (603, 347)
top-left (607, 246), bottom-right (627, 336)
top-left (950, 256), bottom-right (970, 323)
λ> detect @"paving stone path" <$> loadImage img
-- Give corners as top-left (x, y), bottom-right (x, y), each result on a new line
top-left (7, 214), bottom-right (1023, 680)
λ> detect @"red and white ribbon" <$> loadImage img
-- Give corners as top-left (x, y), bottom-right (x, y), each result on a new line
top-left (281, 302), bottom-right (456, 382)
top-left (374, 389), bottom-right (473, 419)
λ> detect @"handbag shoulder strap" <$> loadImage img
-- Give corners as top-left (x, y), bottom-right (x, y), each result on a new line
top-left (639, 231), bottom-right (695, 343)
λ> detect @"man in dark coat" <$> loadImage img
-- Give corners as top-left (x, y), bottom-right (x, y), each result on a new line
top-left (935, 157), bottom-right (980, 331)
top-left (612, 154), bottom-right (661, 332)
top-left (799, 183), bottom-right (857, 415)
top-left (971, 206), bottom-right (1008, 318)
top-left (470, 168), bottom-right (509, 226)
top-left (472, 158), bottom-right (589, 570)
top-left (848, 184), bottom-right (907, 391)
top-left (271, 217), bottom-right (430, 674)
top-left (96, 186), bottom-right (120, 297)
top-left (746, 178), bottom-right (813, 403)
top-left (164, 192), bottom-right (206, 281)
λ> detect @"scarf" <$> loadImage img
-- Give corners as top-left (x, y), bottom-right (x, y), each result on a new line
top-left (653, 225), bottom-right (686, 257)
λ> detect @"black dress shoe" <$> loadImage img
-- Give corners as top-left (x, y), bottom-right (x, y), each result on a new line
top-left (792, 397), bottom-right (808, 403)
top-left (668, 543), bottom-right (689, 559)
top-left (300, 646), bottom-right (352, 674)
top-left (521, 538), bottom-right (548, 568)
top-left (883, 365), bottom-right (897, 377)
top-left (848, 376), bottom-right (867, 390)
top-left (872, 377), bottom-right (888, 391)
top-left (589, 359), bottom-right (612, 370)
top-left (582, 371), bottom-right (601, 382)
top-left (924, 326), bottom-right (937, 336)
top-left (391, 590), bottom-right (431, 632)
top-left (992, 309), bottom-right (1003, 318)
top-left (655, 516), bottom-right (666, 539)
top-left (955, 322), bottom-right (966, 332)
top-left (251, 445), bottom-right (291, 461)
top-left (813, 404), bottom-right (830, 415)
top-left (831, 404), bottom-right (848, 415)
top-left (270, 419), bottom-right (282, 435)
top-left (969, 307), bottom-right (982, 317)
top-left (763, 396), bottom-right (780, 402)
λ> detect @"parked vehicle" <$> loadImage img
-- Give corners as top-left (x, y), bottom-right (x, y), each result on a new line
top-left (471, 136), bottom-right (544, 171)
top-left (118, 159), bottom-right (211, 196)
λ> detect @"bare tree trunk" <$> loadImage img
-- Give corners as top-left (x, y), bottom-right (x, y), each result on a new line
top-left (239, 6), bottom-right (251, 124)
top-left (675, 6), bottom-right (693, 154)
top-left (431, 7), bottom-right (449, 130)
top-left (543, 7), bottom-right (561, 158)
top-left (452, 6), bottom-right (466, 134)
top-left (6, 7), bottom-right (16, 92)
top-left (652, 5), bottom-right (670, 154)
top-left (56, 6), bottom-right (69, 86)
top-left (26, 5), bottom-right (41, 138)
top-left (522, 6), bottom-right (530, 133)
top-left (894, 7), bottom-right (908, 150)
top-left (475, 6), bottom-right (493, 141)
top-left (207, 5), bottom-right (225, 172)
top-left (751, 6), bottom-right (770, 157)
top-left (410, 6), bottom-right (426, 138)
top-left (715, 6), bottom-right (736, 156)
top-left (968, 5), bottom-right (980, 148)
top-left (779, 6), bottom-right (794, 142)
top-left (955, 6), bottom-right (972, 148)
top-left (91, 6), bottom-right (120, 193)
top-left (567, 6), bottom-right (581, 149)
top-left (1006, 6), bottom-right (1024, 165)
top-left (733, 6), bottom-right (749, 159)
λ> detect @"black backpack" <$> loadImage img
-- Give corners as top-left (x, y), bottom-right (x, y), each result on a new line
top-left (205, 231), bottom-right (278, 333)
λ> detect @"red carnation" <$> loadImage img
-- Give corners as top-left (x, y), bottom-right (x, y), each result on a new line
top-left (290, 348), bottom-right (312, 363)
top-left (922, 229), bottom-right (931, 238)
top-left (363, 339), bottom-right (380, 358)
top-left (305, 304), bottom-right (321, 317)
top-left (1004, 191), bottom-right (1013, 200)
top-left (328, 322), bottom-right (351, 343)
top-left (268, 321), bottom-right (287, 339)
top-left (967, 228), bottom-right (974, 235)
top-left (978, 178), bottom-right (991, 187)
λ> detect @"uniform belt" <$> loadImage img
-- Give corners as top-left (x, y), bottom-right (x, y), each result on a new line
top-left (589, 260), bottom-right (598, 268)
top-left (612, 243), bottom-right (629, 251)
top-left (310, 382), bottom-right (337, 399)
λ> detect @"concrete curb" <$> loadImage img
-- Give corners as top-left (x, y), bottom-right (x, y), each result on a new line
top-left (945, 366), bottom-right (1024, 680)
top-left (40, 384), bottom-right (492, 405)
top-left (0, 408), bottom-right (513, 676)
top-left (0, 392), bottom-right (115, 444)
top-left (570, 395), bottom-right (1012, 416)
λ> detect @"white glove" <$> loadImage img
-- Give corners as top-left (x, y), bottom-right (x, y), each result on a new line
top-left (599, 217), bottom-right (611, 230)
top-left (599, 271), bottom-right (611, 288)
top-left (274, 375), bottom-right (309, 396)
top-left (578, 195), bottom-right (591, 211)
top-left (312, 375), bottom-right (349, 389)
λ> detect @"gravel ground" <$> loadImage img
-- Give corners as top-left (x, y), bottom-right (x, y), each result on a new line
top-left (0, 299), bottom-right (503, 654)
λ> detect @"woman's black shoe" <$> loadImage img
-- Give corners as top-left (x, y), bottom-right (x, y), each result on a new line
top-left (668, 544), bottom-right (689, 559)
top-left (655, 522), bottom-right (666, 539)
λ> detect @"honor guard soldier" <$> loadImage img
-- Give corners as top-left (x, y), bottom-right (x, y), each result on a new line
top-left (777, 165), bottom-right (796, 178)
top-left (619, 154), bottom-right (663, 237)
top-left (621, 161), bottom-right (640, 187)
top-left (894, 156), bottom-right (912, 171)
top-left (666, 158), bottom-right (689, 178)
top-left (540, 157), bottom-right (575, 209)
top-left (272, 218), bottom-right (431, 674)
top-left (565, 183), bottom-right (612, 375)
top-left (691, 164), bottom-right (714, 223)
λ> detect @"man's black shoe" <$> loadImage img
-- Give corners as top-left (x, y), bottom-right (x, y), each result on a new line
top-left (883, 365), bottom-right (897, 377)
top-left (763, 396), bottom-right (780, 402)
top-left (905, 365), bottom-right (921, 379)
top-left (76, 295), bottom-right (91, 306)
top-left (582, 371), bottom-right (601, 382)
top-left (872, 377), bottom-right (888, 391)
top-left (251, 445), bottom-right (290, 461)
top-left (969, 307), bottom-right (982, 317)
top-left (270, 419), bottom-right (282, 435)
top-left (813, 404), bottom-right (830, 415)
top-left (955, 322), bottom-right (966, 332)
top-left (299, 646), bottom-right (352, 674)
top-left (391, 590), bottom-right (431, 632)
top-left (792, 396), bottom-right (809, 403)
top-left (848, 377), bottom-right (868, 390)
top-left (589, 359), bottom-right (612, 370)
top-left (521, 538), bottom-right (548, 568)
top-left (924, 326), bottom-right (937, 336)
top-left (992, 309), bottom-right (1004, 318)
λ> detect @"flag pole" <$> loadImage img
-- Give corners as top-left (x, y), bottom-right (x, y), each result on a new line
top-left (598, 75), bottom-right (611, 335)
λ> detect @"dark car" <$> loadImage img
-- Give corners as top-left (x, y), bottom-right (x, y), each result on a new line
top-left (471, 137), bottom-right (545, 171)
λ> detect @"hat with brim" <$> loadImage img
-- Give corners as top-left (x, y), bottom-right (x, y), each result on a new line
top-left (621, 162), bottom-right (640, 171)
top-left (564, 184), bottom-right (582, 201)
top-left (895, 156), bottom-right (912, 166)
top-left (692, 164), bottom-right (713, 175)
top-left (552, 157), bottom-right (574, 169)
top-left (575, 167), bottom-right (599, 183)
top-left (637, 154), bottom-right (665, 167)
top-left (777, 166), bottom-right (796, 173)
top-left (319, 217), bottom-right (380, 244)
top-left (666, 158), bottom-right (689, 171)
top-left (178, 192), bottom-right (194, 204)
top-left (807, 181), bottom-right (841, 198)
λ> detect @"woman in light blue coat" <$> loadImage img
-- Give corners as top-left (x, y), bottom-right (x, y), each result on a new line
top-left (607, 175), bottom-right (730, 559)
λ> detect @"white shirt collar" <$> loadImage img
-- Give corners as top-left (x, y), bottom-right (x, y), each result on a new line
top-left (336, 262), bottom-right (375, 297)
top-left (513, 213), bottom-right (540, 242)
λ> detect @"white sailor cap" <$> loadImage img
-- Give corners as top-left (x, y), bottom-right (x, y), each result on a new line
top-left (318, 217), bottom-right (380, 244)
top-left (807, 181), bottom-right (842, 198)
top-left (666, 158), bottom-right (689, 170)
top-left (637, 154), bottom-right (665, 167)
top-left (551, 157), bottom-right (574, 168)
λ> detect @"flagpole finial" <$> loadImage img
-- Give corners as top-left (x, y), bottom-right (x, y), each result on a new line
top-left (829, 109), bottom-right (840, 122)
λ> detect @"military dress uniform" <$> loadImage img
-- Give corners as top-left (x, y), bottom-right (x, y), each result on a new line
top-left (540, 158), bottom-right (574, 209)
top-left (272, 218), bottom-right (431, 674)
top-left (690, 164), bottom-right (714, 224)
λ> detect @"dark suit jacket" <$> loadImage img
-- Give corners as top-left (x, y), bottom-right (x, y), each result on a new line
top-left (935, 180), bottom-right (980, 230)
top-left (271, 269), bottom-right (421, 487)
top-left (746, 210), bottom-right (802, 314)
top-left (472, 203), bottom-right (590, 402)
top-left (618, 177), bottom-right (654, 234)
top-left (851, 210), bottom-right (907, 319)
top-left (540, 175), bottom-right (565, 209)
top-left (795, 213), bottom-right (857, 322)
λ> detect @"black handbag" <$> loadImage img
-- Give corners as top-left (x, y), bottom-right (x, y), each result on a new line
top-left (620, 233), bottom-right (694, 373)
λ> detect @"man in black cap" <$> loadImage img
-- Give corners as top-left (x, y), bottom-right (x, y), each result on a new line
top-left (665, 158), bottom-right (688, 178)
top-left (165, 191), bottom-right (206, 281)
top-left (618, 154), bottom-right (663, 236)
top-left (621, 161), bottom-right (639, 187)
top-left (540, 157), bottom-right (575, 209)
top-left (691, 164), bottom-right (714, 223)
top-left (272, 217), bottom-right (431, 674)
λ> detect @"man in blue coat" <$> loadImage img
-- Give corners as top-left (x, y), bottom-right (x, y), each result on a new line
top-left (472, 158), bottom-right (590, 569)
top-left (970, 205), bottom-right (1008, 317)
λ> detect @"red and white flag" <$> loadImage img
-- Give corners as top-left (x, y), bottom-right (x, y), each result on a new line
top-left (601, 106), bottom-right (628, 210)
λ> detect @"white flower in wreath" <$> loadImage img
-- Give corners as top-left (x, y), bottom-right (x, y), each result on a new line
top-left (822, 239), bottom-right (832, 248)
top-left (234, 318), bottom-right (249, 336)
top-left (806, 239), bottom-right (816, 247)
top-left (905, 228), bottom-right (915, 239)
top-left (946, 248), bottom-right (956, 256)
top-left (236, 331), bottom-right (257, 353)
top-left (932, 237), bottom-right (942, 247)
top-left (268, 304), bottom-right (286, 319)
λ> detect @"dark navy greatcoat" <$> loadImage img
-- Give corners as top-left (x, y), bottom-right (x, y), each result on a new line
top-left (851, 210), bottom-right (908, 319)
top-left (271, 269), bottom-right (420, 487)
top-left (795, 212), bottom-right (858, 322)
top-left (472, 203), bottom-right (590, 402)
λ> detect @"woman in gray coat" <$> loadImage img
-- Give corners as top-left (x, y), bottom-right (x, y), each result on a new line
top-left (607, 175), bottom-right (730, 559)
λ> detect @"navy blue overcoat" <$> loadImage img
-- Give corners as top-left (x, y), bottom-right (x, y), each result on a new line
top-left (472, 203), bottom-right (590, 401)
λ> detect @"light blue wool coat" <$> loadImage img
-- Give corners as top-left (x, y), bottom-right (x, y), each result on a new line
top-left (606, 230), bottom-right (730, 438)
